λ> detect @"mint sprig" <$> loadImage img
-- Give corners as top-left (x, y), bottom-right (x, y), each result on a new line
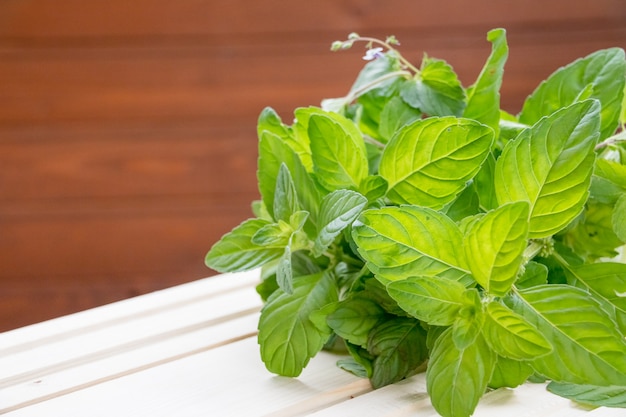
top-left (206, 28), bottom-right (626, 417)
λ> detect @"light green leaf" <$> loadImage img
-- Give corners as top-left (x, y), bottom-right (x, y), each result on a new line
top-left (313, 190), bottom-right (367, 257)
top-left (511, 284), bottom-right (626, 385)
top-left (251, 222), bottom-right (291, 247)
top-left (613, 193), bottom-right (626, 241)
top-left (257, 107), bottom-right (292, 142)
top-left (489, 356), bottom-right (534, 389)
top-left (379, 96), bottom-right (422, 143)
top-left (401, 57), bottom-right (466, 117)
top-left (591, 159), bottom-right (626, 204)
top-left (483, 301), bottom-right (552, 360)
top-left (452, 289), bottom-right (484, 349)
top-left (379, 117), bottom-right (494, 209)
top-left (427, 328), bottom-right (496, 417)
top-left (387, 276), bottom-right (467, 326)
top-left (464, 28), bottom-right (509, 138)
top-left (562, 262), bottom-right (626, 334)
top-left (308, 111), bottom-right (369, 192)
top-left (326, 295), bottom-right (386, 347)
top-left (258, 131), bottom-right (321, 223)
top-left (473, 152), bottom-right (498, 211)
top-left (258, 272), bottom-right (338, 377)
top-left (205, 218), bottom-right (284, 272)
top-left (368, 317), bottom-right (428, 388)
top-left (495, 99), bottom-right (601, 238)
top-left (352, 206), bottom-right (473, 285)
top-left (273, 163), bottom-right (299, 222)
top-left (519, 47), bottom-right (626, 140)
top-left (547, 382), bottom-right (626, 408)
top-left (358, 175), bottom-right (388, 202)
top-left (463, 201), bottom-right (529, 296)
top-left (276, 244), bottom-right (293, 294)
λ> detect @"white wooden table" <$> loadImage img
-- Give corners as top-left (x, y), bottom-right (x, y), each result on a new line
top-left (1, 270), bottom-right (622, 416)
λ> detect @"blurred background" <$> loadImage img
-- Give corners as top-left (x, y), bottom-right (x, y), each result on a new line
top-left (1, 0), bottom-right (625, 331)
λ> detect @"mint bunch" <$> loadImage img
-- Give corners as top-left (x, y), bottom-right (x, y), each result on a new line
top-left (205, 28), bottom-right (626, 417)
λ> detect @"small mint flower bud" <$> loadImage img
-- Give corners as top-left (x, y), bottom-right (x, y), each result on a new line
top-left (348, 32), bottom-right (360, 40)
top-left (386, 35), bottom-right (400, 46)
top-left (363, 47), bottom-right (384, 61)
top-left (330, 41), bottom-right (344, 51)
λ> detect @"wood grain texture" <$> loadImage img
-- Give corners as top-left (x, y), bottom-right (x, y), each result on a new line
top-left (1, 0), bottom-right (625, 331)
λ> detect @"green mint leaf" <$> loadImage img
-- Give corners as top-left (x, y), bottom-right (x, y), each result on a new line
top-left (562, 262), bottom-right (626, 334)
top-left (400, 57), bottom-right (466, 117)
top-left (352, 206), bottom-right (473, 285)
top-left (464, 28), bottom-right (509, 138)
top-left (257, 107), bottom-right (292, 141)
top-left (495, 99), bottom-right (601, 238)
top-left (472, 152), bottom-right (498, 211)
top-left (463, 201), bottom-right (529, 296)
top-left (591, 159), bottom-right (626, 204)
top-left (379, 117), bottom-right (494, 209)
top-left (427, 329), bottom-right (496, 417)
top-left (519, 47), bottom-right (626, 140)
top-left (367, 317), bottom-right (428, 388)
top-left (313, 189), bottom-right (367, 257)
top-left (547, 382), bottom-right (626, 408)
top-left (205, 218), bottom-right (285, 272)
top-left (336, 357), bottom-right (369, 379)
top-left (451, 289), bottom-right (484, 349)
top-left (483, 301), bottom-right (552, 360)
top-left (488, 356), bottom-right (534, 389)
top-left (326, 295), bottom-right (387, 347)
top-left (251, 222), bottom-right (291, 246)
top-left (273, 163), bottom-right (300, 222)
top-left (613, 193), bottom-right (626, 241)
top-left (358, 175), bottom-right (388, 202)
top-left (308, 111), bottom-right (369, 192)
top-left (276, 244), bottom-right (293, 294)
top-left (378, 96), bottom-right (422, 143)
top-left (441, 185), bottom-right (480, 222)
top-left (386, 276), bottom-right (467, 326)
top-left (512, 284), bottom-right (626, 386)
top-left (562, 201), bottom-right (624, 261)
top-left (258, 272), bottom-right (338, 377)
top-left (258, 131), bottom-right (321, 224)
top-left (515, 261), bottom-right (548, 289)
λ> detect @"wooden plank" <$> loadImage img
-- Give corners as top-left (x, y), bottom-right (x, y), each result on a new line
top-left (0, 126), bottom-right (258, 201)
top-left (0, 0), bottom-right (623, 39)
top-left (1, 28), bottom-right (624, 126)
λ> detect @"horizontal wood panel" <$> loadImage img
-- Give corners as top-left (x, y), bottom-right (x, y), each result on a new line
top-left (0, 0), bottom-right (623, 39)
top-left (1, 27), bottom-right (624, 126)
top-left (0, 126), bottom-right (258, 201)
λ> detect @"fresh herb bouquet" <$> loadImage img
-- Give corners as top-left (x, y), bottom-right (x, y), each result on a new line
top-left (205, 28), bottom-right (626, 417)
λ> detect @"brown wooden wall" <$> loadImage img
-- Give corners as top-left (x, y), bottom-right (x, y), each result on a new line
top-left (1, 0), bottom-right (625, 331)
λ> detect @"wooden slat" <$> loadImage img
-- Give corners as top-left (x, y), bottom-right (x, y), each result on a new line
top-left (0, 0), bottom-right (623, 39)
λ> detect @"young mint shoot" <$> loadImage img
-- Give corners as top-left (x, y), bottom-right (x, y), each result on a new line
top-left (205, 28), bottom-right (626, 417)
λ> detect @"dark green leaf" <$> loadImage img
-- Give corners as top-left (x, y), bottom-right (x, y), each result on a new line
top-left (515, 261), bottom-right (548, 289)
top-left (488, 356), bottom-right (534, 389)
top-left (326, 295), bottom-right (387, 347)
top-left (358, 175), bottom-right (388, 202)
top-left (473, 152), bottom-right (499, 211)
top-left (379, 117), bottom-right (494, 209)
top-left (379, 96), bottom-right (422, 143)
top-left (258, 272), bottom-right (338, 376)
top-left (368, 317), bottom-right (428, 388)
top-left (613, 193), bottom-right (626, 241)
